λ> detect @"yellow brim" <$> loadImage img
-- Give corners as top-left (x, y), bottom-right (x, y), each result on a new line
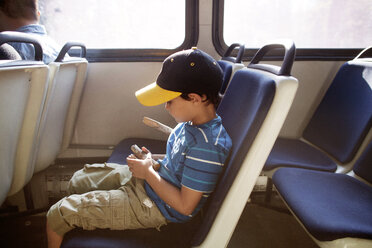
top-left (135, 82), bottom-right (182, 106)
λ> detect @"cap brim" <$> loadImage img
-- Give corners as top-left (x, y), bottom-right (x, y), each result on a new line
top-left (135, 82), bottom-right (182, 106)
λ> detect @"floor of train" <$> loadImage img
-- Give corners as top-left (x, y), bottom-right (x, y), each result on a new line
top-left (0, 163), bottom-right (318, 248)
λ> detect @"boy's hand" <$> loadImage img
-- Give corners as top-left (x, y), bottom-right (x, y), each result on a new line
top-left (126, 147), bottom-right (154, 179)
top-left (129, 145), bottom-right (161, 171)
top-left (128, 148), bottom-right (203, 216)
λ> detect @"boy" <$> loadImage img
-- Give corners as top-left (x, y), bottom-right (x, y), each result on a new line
top-left (46, 48), bottom-right (232, 248)
top-left (0, 0), bottom-right (61, 63)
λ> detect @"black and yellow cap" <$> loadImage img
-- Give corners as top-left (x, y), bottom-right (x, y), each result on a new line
top-left (135, 47), bottom-right (223, 106)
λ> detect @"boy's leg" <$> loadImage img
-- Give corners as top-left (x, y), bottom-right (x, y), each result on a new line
top-left (68, 163), bottom-right (132, 194)
top-left (47, 178), bottom-right (167, 237)
top-left (46, 221), bottom-right (63, 248)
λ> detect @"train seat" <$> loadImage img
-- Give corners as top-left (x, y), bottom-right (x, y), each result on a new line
top-left (2, 32), bottom-right (88, 206)
top-left (217, 43), bottom-right (245, 94)
top-left (0, 32), bottom-right (50, 200)
top-left (33, 42), bottom-right (88, 175)
top-left (272, 140), bottom-right (372, 248)
top-left (263, 47), bottom-right (372, 178)
top-left (61, 40), bottom-right (298, 248)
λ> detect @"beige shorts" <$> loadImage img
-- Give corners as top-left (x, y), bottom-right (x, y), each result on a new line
top-left (47, 163), bottom-right (167, 236)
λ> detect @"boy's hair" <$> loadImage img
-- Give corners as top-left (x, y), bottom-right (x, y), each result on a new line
top-left (0, 0), bottom-right (39, 21)
top-left (135, 48), bottom-right (223, 107)
top-left (180, 92), bottom-right (221, 108)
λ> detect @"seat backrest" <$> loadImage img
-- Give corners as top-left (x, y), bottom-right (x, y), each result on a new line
top-left (218, 43), bottom-right (245, 94)
top-left (193, 40), bottom-right (298, 247)
top-left (33, 42), bottom-right (88, 173)
top-left (303, 47), bottom-right (372, 163)
top-left (0, 32), bottom-right (50, 197)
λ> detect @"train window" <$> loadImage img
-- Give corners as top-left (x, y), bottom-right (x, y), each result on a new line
top-left (214, 0), bottom-right (372, 60)
top-left (38, 0), bottom-right (198, 62)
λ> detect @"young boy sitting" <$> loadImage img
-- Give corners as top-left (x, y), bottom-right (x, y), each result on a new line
top-left (46, 47), bottom-right (232, 248)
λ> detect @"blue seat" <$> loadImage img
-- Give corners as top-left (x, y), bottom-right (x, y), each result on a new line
top-left (264, 47), bottom-right (372, 176)
top-left (217, 43), bottom-right (245, 94)
top-left (61, 40), bottom-right (298, 248)
top-left (273, 140), bottom-right (372, 247)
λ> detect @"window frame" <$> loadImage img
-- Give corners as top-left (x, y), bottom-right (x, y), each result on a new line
top-left (69, 0), bottom-right (198, 63)
top-left (213, 0), bottom-right (364, 61)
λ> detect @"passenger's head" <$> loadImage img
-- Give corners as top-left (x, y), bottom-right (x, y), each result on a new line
top-left (135, 47), bottom-right (223, 108)
top-left (0, 0), bottom-right (39, 31)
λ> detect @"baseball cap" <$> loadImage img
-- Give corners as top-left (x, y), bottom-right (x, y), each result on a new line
top-left (135, 47), bottom-right (223, 106)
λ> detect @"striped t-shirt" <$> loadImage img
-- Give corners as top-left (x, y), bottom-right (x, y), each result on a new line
top-left (145, 115), bottom-right (232, 223)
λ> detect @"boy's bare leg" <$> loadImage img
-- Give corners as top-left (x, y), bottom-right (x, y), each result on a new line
top-left (46, 221), bottom-right (63, 248)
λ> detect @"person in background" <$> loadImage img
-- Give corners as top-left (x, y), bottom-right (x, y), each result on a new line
top-left (0, 0), bottom-right (61, 63)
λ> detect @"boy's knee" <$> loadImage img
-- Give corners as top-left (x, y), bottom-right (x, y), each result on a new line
top-left (47, 198), bottom-right (76, 236)
top-left (67, 170), bottom-right (85, 194)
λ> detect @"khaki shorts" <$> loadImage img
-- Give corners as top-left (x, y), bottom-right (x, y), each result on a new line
top-left (47, 163), bottom-right (167, 236)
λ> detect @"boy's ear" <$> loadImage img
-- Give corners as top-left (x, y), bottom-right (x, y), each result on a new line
top-left (187, 93), bottom-right (205, 104)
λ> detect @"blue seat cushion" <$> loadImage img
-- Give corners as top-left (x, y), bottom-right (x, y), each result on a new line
top-left (62, 213), bottom-right (202, 248)
top-left (107, 138), bottom-right (167, 165)
top-left (273, 167), bottom-right (372, 241)
top-left (264, 138), bottom-right (337, 172)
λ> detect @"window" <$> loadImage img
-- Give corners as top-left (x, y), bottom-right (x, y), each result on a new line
top-left (215, 0), bottom-right (372, 59)
top-left (38, 0), bottom-right (198, 61)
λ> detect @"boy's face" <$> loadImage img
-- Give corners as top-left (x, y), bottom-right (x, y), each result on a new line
top-left (165, 95), bottom-right (195, 123)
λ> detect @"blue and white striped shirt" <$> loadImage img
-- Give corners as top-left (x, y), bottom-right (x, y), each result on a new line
top-left (145, 115), bottom-right (232, 222)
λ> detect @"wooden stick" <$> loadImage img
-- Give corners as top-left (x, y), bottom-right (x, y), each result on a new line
top-left (143, 117), bottom-right (173, 135)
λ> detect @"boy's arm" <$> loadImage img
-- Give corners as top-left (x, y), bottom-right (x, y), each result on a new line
top-left (145, 168), bottom-right (202, 216)
top-left (126, 155), bottom-right (202, 216)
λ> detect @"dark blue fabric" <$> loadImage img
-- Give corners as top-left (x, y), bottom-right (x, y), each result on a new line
top-left (107, 138), bottom-right (167, 165)
top-left (217, 60), bottom-right (233, 94)
top-left (264, 138), bottom-right (337, 172)
top-left (62, 67), bottom-right (276, 248)
top-left (273, 167), bottom-right (372, 241)
top-left (303, 62), bottom-right (372, 163)
top-left (62, 214), bottom-right (202, 248)
top-left (353, 140), bottom-right (372, 184)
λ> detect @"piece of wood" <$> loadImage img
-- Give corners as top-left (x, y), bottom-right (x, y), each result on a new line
top-left (143, 117), bottom-right (173, 135)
